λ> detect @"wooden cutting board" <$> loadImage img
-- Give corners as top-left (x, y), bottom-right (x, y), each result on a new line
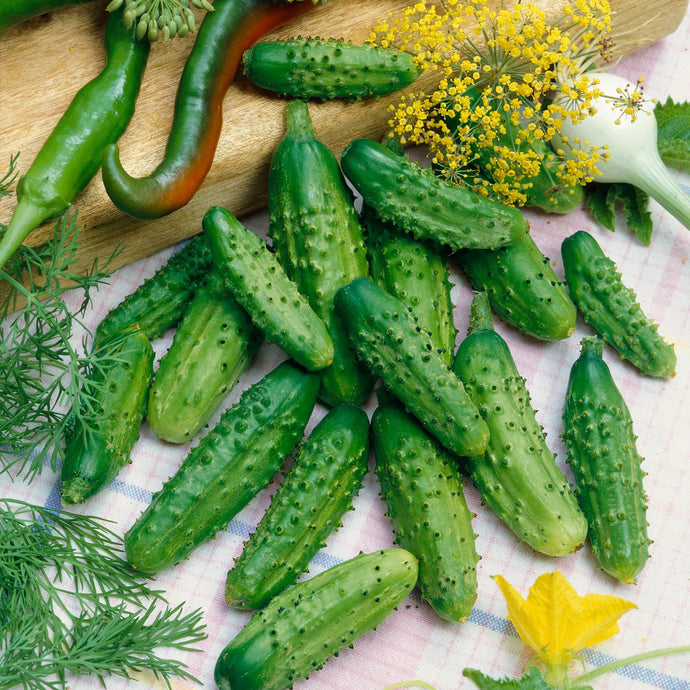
top-left (1, 0), bottom-right (687, 277)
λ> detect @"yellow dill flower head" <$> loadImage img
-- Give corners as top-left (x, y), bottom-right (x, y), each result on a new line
top-left (493, 572), bottom-right (636, 687)
top-left (370, 0), bottom-right (614, 207)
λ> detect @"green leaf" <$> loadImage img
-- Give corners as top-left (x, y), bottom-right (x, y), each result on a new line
top-left (655, 97), bottom-right (690, 171)
top-left (584, 183), bottom-right (653, 246)
top-left (462, 667), bottom-right (553, 690)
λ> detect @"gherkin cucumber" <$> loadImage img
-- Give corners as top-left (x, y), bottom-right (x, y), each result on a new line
top-left (363, 204), bottom-right (456, 366)
top-left (61, 328), bottom-right (154, 505)
top-left (563, 336), bottom-right (650, 583)
top-left (242, 37), bottom-right (420, 100)
top-left (335, 276), bottom-right (489, 458)
top-left (147, 270), bottom-right (263, 444)
top-left (124, 361), bottom-right (320, 574)
top-left (225, 403), bottom-right (369, 610)
top-left (202, 205), bottom-right (334, 372)
top-left (215, 548), bottom-right (418, 690)
top-left (456, 229), bottom-right (577, 341)
top-left (453, 292), bottom-right (587, 557)
top-left (268, 99), bottom-right (375, 405)
top-left (561, 230), bottom-right (676, 378)
top-left (93, 235), bottom-right (213, 348)
top-left (372, 402), bottom-right (479, 622)
top-left (340, 137), bottom-right (528, 251)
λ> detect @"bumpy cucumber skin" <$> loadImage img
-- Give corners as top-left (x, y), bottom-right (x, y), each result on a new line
top-left (215, 548), bottom-right (418, 690)
top-left (268, 99), bottom-right (375, 405)
top-left (456, 230), bottom-right (577, 341)
top-left (363, 205), bottom-right (457, 365)
top-left (124, 361), bottom-right (320, 574)
top-left (335, 277), bottom-right (489, 458)
top-left (453, 295), bottom-right (587, 557)
top-left (243, 37), bottom-right (420, 100)
top-left (372, 402), bottom-right (479, 622)
top-left (61, 329), bottom-right (154, 505)
top-left (340, 138), bottom-right (528, 251)
top-left (147, 271), bottom-right (263, 444)
top-left (561, 230), bottom-right (676, 378)
top-left (203, 205), bottom-right (334, 372)
top-left (225, 403), bottom-right (370, 610)
top-left (563, 337), bottom-right (650, 583)
top-left (93, 235), bottom-right (212, 347)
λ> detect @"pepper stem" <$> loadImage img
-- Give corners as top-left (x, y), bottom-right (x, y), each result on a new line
top-left (467, 290), bottom-right (494, 335)
top-left (0, 198), bottom-right (48, 272)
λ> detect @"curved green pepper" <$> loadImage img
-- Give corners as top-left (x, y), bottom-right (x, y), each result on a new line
top-left (101, 0), bottom-right (314, 220)
top-left (0, 0), bottom-right (97, 34)
top-left (0, 7), bottom-right (149, 272)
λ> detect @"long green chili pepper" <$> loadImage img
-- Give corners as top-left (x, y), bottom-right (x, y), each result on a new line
top-left (0, 7), bottom-right (149, 273)
top-left (0, 0), bottom-right (97, 34)
top-left (101, 0), bottom-right (315, 220)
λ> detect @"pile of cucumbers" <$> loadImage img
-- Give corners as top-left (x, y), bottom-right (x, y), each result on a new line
top-left (61, 38), bottom-right (676, 690)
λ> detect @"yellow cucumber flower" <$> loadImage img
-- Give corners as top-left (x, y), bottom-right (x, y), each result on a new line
top-left (493, 571), bottom-right (636, 687)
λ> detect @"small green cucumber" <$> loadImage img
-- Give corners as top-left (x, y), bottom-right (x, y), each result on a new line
top-left (124, 361), bottom-right (320, 574)
top-left (363, 204), bottom-right (457, 366)
top-left (563, 336), bottom-right (650, 583)
top-left (242, 37), bottom-right (420, 100)
top-left (453, 292), bottom-right (587, 557)
top-left (93, 235), bottom-right (213, 348)
top-left (372, 402), bottom-right (479, 622)
top-left (215, 548), bottom-right (418, 690)
top-left (61, 328), bottom-right (154, 505)
top-left (225, 403), bottom-right (369, 610)
top-left (456, 229), bottom-right (577, 341)
top-left (340, 137), bottom-right (528, 251)
top-left (202, 205), bottom-right (334, 372)
top-left (268, 99), bottom-right (375, 405)
top-left (335, 276), bottom-right (489, 457)
top-left (147, 270), bottom-right (263, 444)
top-left (561, 230), bottom-right (676, 378)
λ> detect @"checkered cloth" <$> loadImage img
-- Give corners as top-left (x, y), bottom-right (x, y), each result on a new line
top-left (3, 10), bottom-right (690, 690)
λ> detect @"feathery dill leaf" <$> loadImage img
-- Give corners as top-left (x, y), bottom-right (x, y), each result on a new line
top-left (0, 499), bottom-right (207, 690)
top-left (0, 170), bottom-right (123, 481)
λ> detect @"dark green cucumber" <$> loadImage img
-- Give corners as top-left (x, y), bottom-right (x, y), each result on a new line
top-left (335, 277), bottom-right (489, 457)
top-left (561, 230), bottom-right (676, 378)
top-left (202, 205), bottom-right (334, 372)
top-left (215, 548), bottom-right (418, 690)
top-left (563, 336), bottom-right (650, 583)
top-left (147, 270), bottom-right (263, 444)
top-left (363, 204), bottom-right (456, 365)
top-left (456, 229), bottom-right (577, 341)
top-left (93, 235), bottom-right (213, 348)
top-left (124, 361), bottom-right (320, 574)
top-left (268, 99), bottom-right (375, 405)
top-left (340, 137), bottom-right (528, 251)
top-left (453, 292), bottom-right (587, 557)
top-left (61, 329), bottom-right (154, 505)
top-left (242, 37), bottom-right (420, 100)
top-left (372, 402), bottom-right (478, 622)
top-left (225, 403), bottom-right (369, 610)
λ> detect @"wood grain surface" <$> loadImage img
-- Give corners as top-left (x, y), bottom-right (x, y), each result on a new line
top-left (1, 0), bottom-right (687, 277)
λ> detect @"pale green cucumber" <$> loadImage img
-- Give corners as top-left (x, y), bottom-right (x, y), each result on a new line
top-left (147, 270), bottom-right (263, 444)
